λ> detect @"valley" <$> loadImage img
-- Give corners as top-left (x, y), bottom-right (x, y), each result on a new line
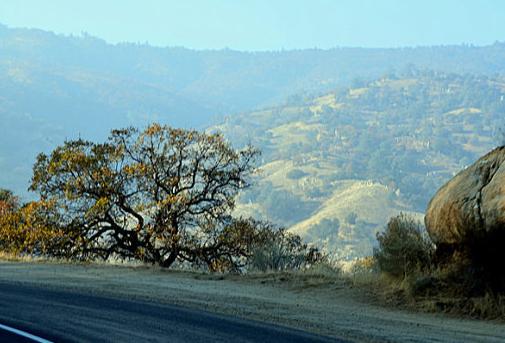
top-left (215, 73), bottom-right (504, 258)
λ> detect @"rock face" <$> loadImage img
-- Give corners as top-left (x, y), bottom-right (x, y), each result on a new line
top-left (425, 146), bottom-right (505, 247)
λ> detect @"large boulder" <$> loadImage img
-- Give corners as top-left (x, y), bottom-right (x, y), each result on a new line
top-left (425, 146), bottom-right (505, 247)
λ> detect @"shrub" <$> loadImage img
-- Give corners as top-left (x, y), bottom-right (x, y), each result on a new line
top-left (374, 214), bottom-right (434, 278)
top-left (0, 195), bottom-right (65, 256)
top-left (182, 217), bottom-right (322, 273)
top-left (247, 227), bottom-right (323, 272)
top-left (0, 189), bottom-right (21, 252)
top-left (186, 217), bottom-right (273, 273)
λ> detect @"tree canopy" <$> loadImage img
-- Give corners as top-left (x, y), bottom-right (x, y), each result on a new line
top-left (30, 124), bottom-right (259, 268)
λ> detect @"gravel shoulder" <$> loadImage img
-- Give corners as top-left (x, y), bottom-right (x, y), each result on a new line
top-left (0, 261), bottom-right (504, 342)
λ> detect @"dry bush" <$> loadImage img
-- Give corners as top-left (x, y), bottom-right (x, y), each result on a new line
top-left (466, 293), bottom-right (505, 319)
top-left (374, 213), bottom-right (434, 278)
top-left (181, 218), bottom-right (323, 273)
top-left (247, 228), bottom-right (323, 272)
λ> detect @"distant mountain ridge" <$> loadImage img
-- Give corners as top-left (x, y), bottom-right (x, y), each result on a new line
top-left (3, 23), bottom-right (505, 114)
top-left (2, 23), bottom-right (505, 198)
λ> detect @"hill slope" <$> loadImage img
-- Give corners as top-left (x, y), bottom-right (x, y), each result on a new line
top-left (215, 72), bottom-right (505, 258)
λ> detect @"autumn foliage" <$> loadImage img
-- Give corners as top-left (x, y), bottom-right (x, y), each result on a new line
top-left (0, 124), bottom-right (321, 271)
top-left (0, 190), bottom-right (63, 255)
top-left (27, 124), bottom-right (259, 268)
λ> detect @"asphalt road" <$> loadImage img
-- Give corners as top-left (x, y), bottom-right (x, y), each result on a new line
top-left (0, 326), bottom-right (43, 343)
top-left (0, 330), bottom-right (38, 343)
top-left (0, 281), bottom-right (344, 343)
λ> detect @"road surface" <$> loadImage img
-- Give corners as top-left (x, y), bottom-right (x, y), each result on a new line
top-left (0, 281), bottom-right (343, 342)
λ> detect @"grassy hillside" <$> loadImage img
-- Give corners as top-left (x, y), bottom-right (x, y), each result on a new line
top-left (216, 71), bottom-right (505, 259)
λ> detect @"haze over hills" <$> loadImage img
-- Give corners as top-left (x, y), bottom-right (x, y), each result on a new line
top-left (214, 71), bottom-right (505, 258)
top-left (2, 24), bottom-right (505, 258)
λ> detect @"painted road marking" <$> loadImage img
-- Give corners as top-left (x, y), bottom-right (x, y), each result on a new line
top-left (0, 323), bottom-right (53, 343)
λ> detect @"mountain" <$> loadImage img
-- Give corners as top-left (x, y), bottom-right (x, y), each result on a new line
top-left (213, 71), bottom-right (505, 259)
top-left (2, 23), bottom-right (505, 200)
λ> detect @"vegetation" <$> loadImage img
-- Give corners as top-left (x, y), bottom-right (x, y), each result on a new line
top-left (219, 71), bottom-right (505, 259)
top-left (0, 189), bottom-right (62, 255)
top-left (374, 214), bottom-right (434, 278)
top-left (3, 37), bottom-right (505, 263)
top-left (4, 25), bottom-right (505, 198)
top-left (0, 125), bottom-right (320, 272)
top-left (0, 189), bottom-right (19, 251)
top-left (345, 212), bottom-right (358, 225)
top-left (172, 217), bottom-right (322, 272)
top-left (247, 226), bottom-right (323, 272)
top-left (370, 214), bottom-right (505, 320)
top-left (0, 189), bottom-right (18, 213)
top-left (27, 124), bottom-right (259, 268)
top-left (2, 24), bottom-right (505, 321)
top-left (286, 169), bottom-right (309, 180)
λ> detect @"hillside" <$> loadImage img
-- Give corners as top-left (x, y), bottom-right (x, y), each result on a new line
top-left (4, 24), bottom-right (505, 196)
top-left (214, 71), bottom-right (505, 259)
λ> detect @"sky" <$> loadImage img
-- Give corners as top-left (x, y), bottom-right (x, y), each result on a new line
top-left (0, 0), bottom-right (503, 50)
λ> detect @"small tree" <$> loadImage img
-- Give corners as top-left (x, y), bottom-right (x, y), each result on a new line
top-left (30, 124), bottom-right (259, 267)
top-left (248, 227), bottom-right (323, 272)
top-left (374, 214), bottom-right (434, 278)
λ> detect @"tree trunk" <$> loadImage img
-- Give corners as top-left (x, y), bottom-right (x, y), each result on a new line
top-left (159, 249), bottom-right (179, 268)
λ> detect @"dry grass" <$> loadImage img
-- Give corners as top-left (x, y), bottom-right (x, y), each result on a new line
top-left (0, 251), bottom-right (48, 263)
top-left (354, 262), bottom-right (505, 321)
top-left (0, 251), bottom-right (155, 268)
top-left (222, 261), bottom-right (345, 290)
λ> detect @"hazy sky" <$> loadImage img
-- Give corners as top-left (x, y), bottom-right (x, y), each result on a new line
top-left (0, 0), bottom-right (503, 50)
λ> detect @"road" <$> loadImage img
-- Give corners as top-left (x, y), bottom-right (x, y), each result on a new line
top-left (0, 281), bottom-right (342, 343)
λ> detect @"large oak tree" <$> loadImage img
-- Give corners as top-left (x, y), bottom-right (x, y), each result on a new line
top-left (30, 124), bottom-right (259, 268)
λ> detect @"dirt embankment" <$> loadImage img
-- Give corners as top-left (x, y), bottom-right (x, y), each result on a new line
top-left (0, 262), bottom-right (504, 343)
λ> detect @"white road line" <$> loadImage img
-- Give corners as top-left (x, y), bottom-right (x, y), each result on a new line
top-left (0, 323), bottom-right (53, 343)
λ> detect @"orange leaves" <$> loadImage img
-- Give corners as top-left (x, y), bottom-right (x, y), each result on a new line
top-left (0, 201), bottom-right (15, 216)
top-left (123, 162), bottom-right (148, 176)
top-left (0, 189), bottom-right (21, 249)
top-left (145, 123), bottom-right (163, 136)
top-left (92, 167), bottom-right (112, 180)
top-left (0, 197), bottom-right (63, 255)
